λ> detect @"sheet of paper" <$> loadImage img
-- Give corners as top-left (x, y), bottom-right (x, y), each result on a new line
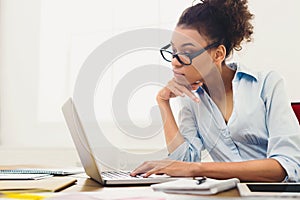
top-left (0, 167), bottom-right (84, 175)
top-left (0, 174), bottom-right (53, 180)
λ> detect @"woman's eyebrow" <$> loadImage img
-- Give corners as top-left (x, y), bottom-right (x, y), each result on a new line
top-left (170, 42), bottom-right (196, 48)
top-left (181, 43), bottom-right (196, 48)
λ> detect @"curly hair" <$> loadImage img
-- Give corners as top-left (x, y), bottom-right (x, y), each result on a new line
top-left (177, 0), bottom-right (254, 58)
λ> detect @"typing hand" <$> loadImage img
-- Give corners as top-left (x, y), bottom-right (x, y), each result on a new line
top-left (130, 160), bottom-right (197, 178)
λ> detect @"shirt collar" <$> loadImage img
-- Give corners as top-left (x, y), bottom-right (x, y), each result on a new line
top-left (230, 62), bottom-right (258, 82)
top-left (196, 62), bottom-right (258, 94)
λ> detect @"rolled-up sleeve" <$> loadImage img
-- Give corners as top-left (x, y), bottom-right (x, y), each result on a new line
top-left (168, 97), bottom-right (204, 162)
top-left (263, 71), bottom-right (300, 182)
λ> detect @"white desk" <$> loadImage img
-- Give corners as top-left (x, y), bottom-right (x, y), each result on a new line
top-left (59, 173), bottom-right (240, 199)
top-left (5, 148), bottom-right (294, 200)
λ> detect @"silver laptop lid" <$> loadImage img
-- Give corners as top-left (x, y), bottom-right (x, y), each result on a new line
top-left (62, 98), bottom-right (103, 184)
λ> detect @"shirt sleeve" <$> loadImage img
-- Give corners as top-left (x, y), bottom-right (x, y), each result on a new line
top-left (262, 71), bottom-right (300, 182)
top-left (168, 96), bottom-right (204, 162)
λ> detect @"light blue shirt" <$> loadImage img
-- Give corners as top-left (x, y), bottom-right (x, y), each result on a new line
top-left (169, 62), bottom-right (300, 182)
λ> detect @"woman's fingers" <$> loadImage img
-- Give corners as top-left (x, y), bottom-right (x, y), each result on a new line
top-left (157, 87), bottom-right (177, 101)
top-left (168, 79), bottom-right (200, 102)
top-left (130, 160), bottom-right (169, 177)
top-left (177, 84), bottom-right (200, 102)
top-left (143, 168), bottom-right (163, 178)
top-left (157, 79), bottom-right (201, 102)
top-left (130, 161), bottom-right (156, 177)
top-left (168, 84), bottom-right (184, 97)
top-left (131, 160), bottom-right (191, 178)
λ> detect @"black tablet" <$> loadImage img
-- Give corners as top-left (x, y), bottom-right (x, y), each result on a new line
top-left (238, 183), bottom-right (300, 197)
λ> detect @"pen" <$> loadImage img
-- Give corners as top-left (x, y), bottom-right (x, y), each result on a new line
top-left (195, 176), bottom-right (207, 185)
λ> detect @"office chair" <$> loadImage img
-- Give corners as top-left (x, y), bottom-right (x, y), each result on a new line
top-left (291, 102), bottom-right (300, 124)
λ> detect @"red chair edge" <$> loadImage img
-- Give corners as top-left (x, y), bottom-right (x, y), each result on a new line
top-left (291, 102), bottom-right (300, 124)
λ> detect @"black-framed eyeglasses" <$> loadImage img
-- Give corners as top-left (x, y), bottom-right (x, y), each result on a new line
top-left (160, 42), bottom-right (220, 65)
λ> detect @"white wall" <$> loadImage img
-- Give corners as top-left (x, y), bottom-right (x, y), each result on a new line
top-left (0, 0), bottom-right (299, 149)
top-left (239, 0), bottom-right (300, 101)
top-left (0, 0), bottom-right (59, 147)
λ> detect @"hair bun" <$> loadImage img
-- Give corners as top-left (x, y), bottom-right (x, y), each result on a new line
top-left (178, 0), bottom-right (254, 57)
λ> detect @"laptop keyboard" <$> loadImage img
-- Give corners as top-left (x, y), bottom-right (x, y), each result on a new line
top-left (101, 171), bottom-right (141, 179)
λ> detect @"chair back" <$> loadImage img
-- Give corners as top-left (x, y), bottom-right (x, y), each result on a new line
top-left (291, 102), bottom-right (300, 124)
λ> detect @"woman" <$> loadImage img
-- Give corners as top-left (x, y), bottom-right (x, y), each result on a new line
top-left (131, 0), bottom-right (300, 182)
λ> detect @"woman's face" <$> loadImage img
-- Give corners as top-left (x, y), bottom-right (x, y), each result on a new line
top-left (170, 26), bottom-right (217, 86)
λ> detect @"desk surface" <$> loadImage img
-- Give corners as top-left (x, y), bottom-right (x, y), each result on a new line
top-left (0, 149), bottom-right (240, 199)
top-left (0, 168), bottom-right (240, 199)
top-left (6, 168), bottom-right (297, 200)
top-left (1, 148), bottom-right (296, 199)
top-left (60, 173), bottom-right (240, 198)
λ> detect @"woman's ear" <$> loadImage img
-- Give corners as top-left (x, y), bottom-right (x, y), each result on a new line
top-left (213, 45), bottom-right (226, 65)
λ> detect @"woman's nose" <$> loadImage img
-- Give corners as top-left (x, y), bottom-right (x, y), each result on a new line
top-left (171, 56), bottom-right (183, 68)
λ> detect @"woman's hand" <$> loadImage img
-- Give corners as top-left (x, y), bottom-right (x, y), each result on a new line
top-left (130, 159), bottom-right (199, 177)
top-left (156, 78), bottom-right (200, 103)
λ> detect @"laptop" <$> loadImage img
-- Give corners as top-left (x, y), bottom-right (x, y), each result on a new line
top-left (62, 98), bottom-right (173, 185)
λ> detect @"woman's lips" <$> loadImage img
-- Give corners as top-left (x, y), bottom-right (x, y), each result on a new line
top-left (173, 70), bottom-right (185, 77)
top-left (173, 70), bottom-right (190, 86)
